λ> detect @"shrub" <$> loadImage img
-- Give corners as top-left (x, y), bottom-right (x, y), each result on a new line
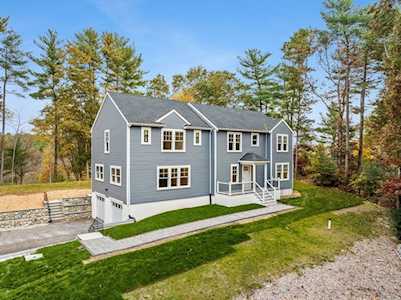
top-left (351, 161), bottom-right (385, 197)
top-left (380, 178), bottom-right (401, 208)
top-left (392, 208), bottom-right (401, 240)
top-left (309, 145), bottom-right (338, 186)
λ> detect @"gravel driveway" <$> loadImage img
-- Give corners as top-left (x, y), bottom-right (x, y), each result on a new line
top-left (238, 237), bottom-right (401, 300)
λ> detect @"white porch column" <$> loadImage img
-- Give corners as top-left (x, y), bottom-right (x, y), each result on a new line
top-left (264, 163), bottom-right (267, 189)
top-left (253, 163), bottom-right (256, 192)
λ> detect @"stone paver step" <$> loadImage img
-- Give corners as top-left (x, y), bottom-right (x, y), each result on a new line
top-left (80, 203), bottom-right (294, 256)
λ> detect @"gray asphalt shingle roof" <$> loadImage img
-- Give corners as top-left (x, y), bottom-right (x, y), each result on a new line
top-left (191, 103), bottom-right (280, 131)
top-left (109, 92), bottom-right (281, 131)
top-left (109, 92), bottom-right (210, 128)
top-left (239, 152), bottom-right (269, 162)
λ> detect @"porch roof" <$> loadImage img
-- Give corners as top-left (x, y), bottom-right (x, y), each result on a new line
top-left (239, 152), bottom-right (269, 164)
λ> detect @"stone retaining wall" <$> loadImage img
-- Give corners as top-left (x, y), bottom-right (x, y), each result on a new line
top-left (0, 196), bottom-right (92, 230)
top-left (61, 196), bottom-right (92, 222)
top-left (0, 207), bottom-right (49, 229)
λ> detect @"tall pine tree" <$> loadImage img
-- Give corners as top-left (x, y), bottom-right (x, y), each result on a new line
top-left (30, 29), bottom-right (66, 181)
top-left (0, 25), bottom-right (28, 182)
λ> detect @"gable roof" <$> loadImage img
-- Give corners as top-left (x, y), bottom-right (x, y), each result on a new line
top-left (191, 103), bottom-right (280, 132)
top-left (108, 92), bottom-right (210, 128)
top-left (107, 92), bottom-right (285, 132)
top-left (239, 152), bottom-right (269, 162)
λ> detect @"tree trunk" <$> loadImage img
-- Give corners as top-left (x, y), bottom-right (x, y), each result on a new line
top-left (357, 54), bottom-right (368, 172)
top-left (53, 99), bottom-right (59, 181)
top-left (344, 44), bottom-right (351, 184)
top-left (0, 75), bottom-right (7, 183)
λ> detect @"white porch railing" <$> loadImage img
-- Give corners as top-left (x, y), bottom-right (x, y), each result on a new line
top-left (266, 178), bottom-right (281, 200)
top-left (254, 182), bottom-right (265, 202)
top-left (217, 181), bottom-right (254, 196)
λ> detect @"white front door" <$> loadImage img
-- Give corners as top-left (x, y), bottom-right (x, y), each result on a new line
top-left (242, 164), bottom-right (253, 191)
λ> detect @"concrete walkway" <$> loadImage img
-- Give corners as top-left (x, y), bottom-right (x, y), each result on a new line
top-left (0, 220), bottom-right (91, 258)
top-left (79, 203), bottom-right (294, 256)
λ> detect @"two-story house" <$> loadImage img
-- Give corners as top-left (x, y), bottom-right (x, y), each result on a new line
top-left (91, 92), bottom-right (294, 224)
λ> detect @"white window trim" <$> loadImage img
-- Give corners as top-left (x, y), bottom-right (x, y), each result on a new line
top-left (193, 130), bottom-right (202, 146)
top-left (276, 134), bottom-right (289, 152)
top-left (95, 163), bottom-right (104, 182)
top-left (230, 163), bottom-right (239, 183)
top-left (161, 128), bottom-right (186, 152)
top-left (251, 133), bottom-right (260, 147)
top-left (110, 165), bottom-right (122, 186)
top-left (157, 165), bottom-right (191, 190)
top-left (104, 129), bottom-right (110, 154)
top-left (141, 127), bottom-right (152, 145)
top-left (227, 131), bottom-right (242, 152)
top-left (275, 162), bottom-right (290, 181)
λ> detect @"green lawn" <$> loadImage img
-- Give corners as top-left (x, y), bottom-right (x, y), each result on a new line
top-left (0, 181), bottom-right (90, 196)
top-left (103, 203), bottom-right (264, 239)
top-left (0, 182), bottom-right (384, 300)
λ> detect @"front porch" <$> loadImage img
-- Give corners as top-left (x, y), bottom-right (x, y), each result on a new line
top-left (216, 152), bottom-right (281, 205)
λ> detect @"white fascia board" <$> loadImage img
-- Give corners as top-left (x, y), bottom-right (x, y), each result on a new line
top-left (187, 103), bottom-right (218, 131)
top-left (155, 109), bottom-right (191, 125)
top-left (270, 119), bottom-right (295, 135)
top-left (91, 93), bottom-right (130, 133)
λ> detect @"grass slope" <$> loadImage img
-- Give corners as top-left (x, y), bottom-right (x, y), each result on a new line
top-left (0, 182), bottom-right (381, 300)
top-left (103, 204), bottom-right (264, 239)
top-left (0, 181), bottom-right (90, 196)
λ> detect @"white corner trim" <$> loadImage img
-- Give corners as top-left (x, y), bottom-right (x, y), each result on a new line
top-left (126, 126), bottom-right (131, 205)
top-left (141, 127), bottom-right (152, 145)
top-left (193, 129), bottom-right (202, 146)
top-left (270, 119), bottom-right (295, 134)
top-left (187, 103), bottom-right (218, 130)
top-left (214, 130), bottom-right (217, 194)
top-left (155, 109), bottom-right (191, 125)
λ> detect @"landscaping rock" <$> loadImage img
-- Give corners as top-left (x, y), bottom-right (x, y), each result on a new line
top-left (238, 237), bottom-right (401, 300)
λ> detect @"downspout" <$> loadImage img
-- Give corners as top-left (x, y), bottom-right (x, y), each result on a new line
top-left (126, 125), bottom-right (131, 220)
top-left (214, 129), bottom-right (218, 195)
top-left (209, 130), bottom-right (211, 195)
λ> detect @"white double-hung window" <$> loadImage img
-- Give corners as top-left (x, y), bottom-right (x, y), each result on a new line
top-left (157, 165), bottom-right (190, 190)
top-left (193, 130), bottom-right (202, 146)
top-left (161, 129), bottom-right (185, 152)
top-left (251, 133), bottom-right (259, 147)
top-left (95, 164), bottom-right (104, 182)
top-left (110, 165), bottom-right (122, 186)
top-left (277, 134), bottom-right (289, 152)
top-left (104, 130), bottom-right (110, 153)
top-left (230, 164), bottom-right (239, 183)
top-left (141, 127), bottom-right (152, 145)
top-left (227, 132), bottom-right (242, 152)
top-left (275, 163), bottom-right (289, 180)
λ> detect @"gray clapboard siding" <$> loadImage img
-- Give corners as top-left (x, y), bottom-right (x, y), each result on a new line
top-left (271, 121), bottom-right (293, 190)
top-left (216, 131), bottom-right (267, 186)
top-left (130, 125), bottom-right (211, 204)
top-left (91, 95), bottom-right (127, 203)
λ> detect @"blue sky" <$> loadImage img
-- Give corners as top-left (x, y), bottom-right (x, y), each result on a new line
top-left (3, 0), bottom-right (373, 132)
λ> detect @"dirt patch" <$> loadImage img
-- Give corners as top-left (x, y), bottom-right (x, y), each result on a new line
top-left (237, 236), bottom-right (401, 300)
top-left (0, 189), bottom-right (90, 212)
top-left (334, 202), bottom-right (380, 215)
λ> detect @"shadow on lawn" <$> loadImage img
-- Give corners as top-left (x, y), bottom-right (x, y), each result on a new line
top-left (2, 184), bottom-right (364, 300)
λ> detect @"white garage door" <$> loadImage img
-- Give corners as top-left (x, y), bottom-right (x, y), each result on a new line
top-left (96, 195), bottom-right (105, 221)
top-left (111, 201), bottom-right (123, 223)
